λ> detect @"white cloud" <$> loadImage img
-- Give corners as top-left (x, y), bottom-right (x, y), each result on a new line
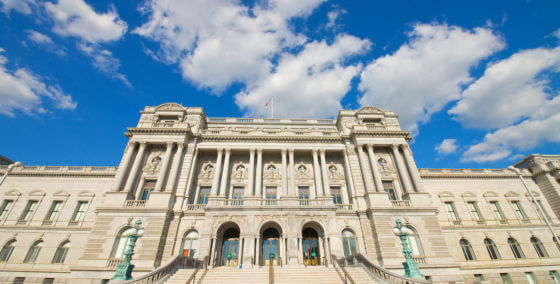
top-left (358, 23), bottom-right (504, 132)
top-left (326, 7), bottom-right (346, 30)
top-left (135, 0), bottom-right (326, 92)
top-left (45, 0), bottom-right (127, 43)
top-left (449, 46), bottom-right (560, 129)
top-left (0, 0), bottom-right (35, 15)
top-left (235, 35), bottom-right (370, 118)
top-left (435, 139), bottom-right (459, 155)
top-left (26, 30), bottom-right (54, 45)
top-left (0, 49), bottom-right (76, 116)
top-left (77, 43), bottom-right (130, 87)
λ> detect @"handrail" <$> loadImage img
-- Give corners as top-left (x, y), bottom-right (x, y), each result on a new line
top-left (342, 253), bottom-right (429, 284)
top-left (186, 256), bottom-right (208, 284)
top-left (121, 255), bottom-right (206, 284)
top-left (331, 255), bottom-right (355, 284)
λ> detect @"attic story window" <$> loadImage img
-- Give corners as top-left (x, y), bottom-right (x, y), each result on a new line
top-left (362, 118), bottom-right (381, 124)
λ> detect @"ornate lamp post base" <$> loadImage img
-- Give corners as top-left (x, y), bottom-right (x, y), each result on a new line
top-left (402, 258), bottom-right (424, 278)
top-left (111, 263), bottom-right (135, 280)
top-left (110, 220), bottom-right (144, 281)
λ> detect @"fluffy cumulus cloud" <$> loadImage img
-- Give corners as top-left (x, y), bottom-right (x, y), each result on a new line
top-left (236, 35), bottom-right (370, 118)
top-left (435, 139), bottom-right (459, 155)
top-left (26, 30), bottom-right (54, 45)
top-left (358, 23), bottom-right (505, 132)
top-left (457, 45), bottom-right (560, 162)
top-left (135, 0), bottom-right (326, 92)
top-left (0, 49), bottom-right (76, 116)
top-left (44, 0), bottom-right (129, 85)
top-left (0, 0), bottom-right (35, 15)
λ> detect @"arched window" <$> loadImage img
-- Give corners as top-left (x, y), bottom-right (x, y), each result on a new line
top-left (459, 239), bottom-right (475, 261)
top-left (24, 240), bottom-right (43, 263)
top-left (405, 227), bottom-right (423, 256)
top-left (182, 231), bottom-right (199, 257)
top-left (341, 229), bottom-right (357, 257)
top-left (111, 228), bottom-right (131, 259)
top-left (531, 237), bottom-right (548, 258)
top-left (484, 238), bottom-right (501, 260)
top-left (508, 237), bottom-right (524, 259)
top-left (52, 241), bottom-right (70, 264)
top-left (0, 240), bottom-right (16, 262)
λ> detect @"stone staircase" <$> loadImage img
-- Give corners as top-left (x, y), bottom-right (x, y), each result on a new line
top-left (164, 266), bottom-right (378, 284)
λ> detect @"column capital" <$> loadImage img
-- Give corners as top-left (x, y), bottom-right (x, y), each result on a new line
top-left (138, 141), bottom-right (147, 146)
top-left (166, 141), bottom-right (174, 147)
top-left (224, 147), bottom-right (231, 154)
top-left (249, 148), bottom-right (256, 154)
top-left (281, 148), bottom-right (287, 154)
top-left (312, 148), bottom-right (319, 154)
top-left (217, 148), bottom-right (224, 154)
top-left (177, 141), bottom-right (185, 148)
top-left (355, 144), bottom-right (364, 150)
top-left (366, 144), bottom-right (374, 150)
top-left (288, 148), bottom-right (295, 154)
top-left (257, 148), bottom-right (263, 154)
top-left (391, 144), bottom-right (399, 151)
top-left (319, 148), bottom-right (326, 155)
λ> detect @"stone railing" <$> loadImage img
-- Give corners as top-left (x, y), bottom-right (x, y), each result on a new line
top-left (201, 128), bottom-right (339, 138)
top-left (341, 253), bottom-right (429, 284)
top-left (122, 255), bottom-right (208, 284)
top-left (335, 204), bottom-right (354, 211)
top-left (391, 200), bottom-right (411, 207)
top-left (106, 257), bottom-right (123, 267)
top-left (419, 167), bottom-right (532, 177)
top-left (0, 165), bottom-right (117, 176)
top-left (207, 117), bottom-right (335, 125)
top-left (411, 256), bottom-right (427, 265)
top-left (185, 204), bottom-right (206, 211)
top-left (332, 255), bottom-right (355, 284)
top-left (124, 200), bottom-right (147, 207)
top-left (207, 198), bottom-right (336, 208)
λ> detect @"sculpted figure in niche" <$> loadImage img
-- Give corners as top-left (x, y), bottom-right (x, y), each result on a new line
top-left (143, 155), bottom-right (162, 174)
top-left (378, 158), bottom-right (392, 172)
top-left (264, 165), bottom-right (279, 178)
top-left (199, 163), bottom-right (214, 178)
top-left (233, 164), bottom-right (246, 178)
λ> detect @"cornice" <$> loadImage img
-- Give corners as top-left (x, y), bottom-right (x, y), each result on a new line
top-left (0, 166), bottom-right (116, 178)
top-left (200, 134), bottom-right (344, 143)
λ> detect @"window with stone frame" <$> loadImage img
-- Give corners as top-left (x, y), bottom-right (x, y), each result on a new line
top-left (508, 237), bottom-right (525, 259)
top-left (52, 241), bottom-right (70, 264)
top-left (382, 181), bottom-right (397, 201)
top-left (265, 187), bottom-right (277, 205)
top-left (484, 238), bottom-right (501, 260)
top-left (511, 201), bottom-right (528, 220)
top-left (489, 201), bottom-right (505, 221)
top-left (531, 236), bottom-right (548, 258)
top-left (459, 238), bottom-right (475, 261)
top-left (198, 187), bottom-right (211, 204)
top-left (0, 200), bottom-right (14, 221)
top-left (140, 180), bottom-right (156, 201)
top-left (467, 201), bottom-right (483, 221)
top-left (19, 200), bottom-right (38, 221)
top-left (331, 186), bottom-right (342, 204)
top-left (0, 240), bottom-right (16, 262)
top-left (71, 201), bottom-right (88, 222)
top-left (23, 240), bottom-right (43, 263)
top-left (444, 201), bottom-right (459, 221)
top-left (45, 201), bottom-right (63, 222)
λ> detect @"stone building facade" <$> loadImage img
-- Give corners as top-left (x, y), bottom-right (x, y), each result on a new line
top-left (0, 103), bottom-right (559, 283)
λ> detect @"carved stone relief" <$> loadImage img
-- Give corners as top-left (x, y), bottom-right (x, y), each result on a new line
top-left (231, 163), bottom-right (247, 179)
top-left (198, 162), bottom-right (215, 179)
top-left (327, 163), bottom-right (344, 180)
top-left (143, 152), bottom-right (164, 174)
top-left (295, 163), bottom-right (312, 179)
top-left (263, 163), bottom-right (281, 179)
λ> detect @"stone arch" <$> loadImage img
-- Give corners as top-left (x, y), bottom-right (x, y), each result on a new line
top-left (300, 221), bottom-right (325, 237)
top-left (214, 221), bottom-right (242, 237)
top-left (258, 220), bottom-right (284, 236)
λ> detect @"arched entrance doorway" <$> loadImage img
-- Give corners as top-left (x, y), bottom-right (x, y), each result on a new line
top-left (219, 227), bottom-right (240, 266)
top-left (302, 227), bottom-right (320, 266)
top-left (262, 228), bottom-right (280, 266)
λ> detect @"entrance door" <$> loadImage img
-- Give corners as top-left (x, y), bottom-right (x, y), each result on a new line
top-left (220, 228), bottom-right (240, 266)
top-left (262, 228), bottom-right (280, 266)
top-left (302, 228), bottom-right (320, 266)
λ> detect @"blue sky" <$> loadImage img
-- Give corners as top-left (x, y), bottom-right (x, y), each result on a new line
top-left (0, 0), bottom-right (559, 169)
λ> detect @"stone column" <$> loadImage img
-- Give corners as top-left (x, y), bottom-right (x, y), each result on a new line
top-left (255, 149), bottom-right (263, 197)
top-left (356, 145), bottom-right (375, 193)
top-left (391, 144), bottom-right (412, 194)
top-left (182, 141), bottom-right (198, 205)
top-left (289, 149), bottom-right (296, 197)
top-left (366, 145), bottom-right (384, 192)
top-left (124, 142), bottom-right (147, 194)
top-left (209, 237), bottom-right (217, 267)
top-left (401, 144), bottom-right (424, 192)
top-left (312, 149), bottom-right (323, 197)
top-left (165, 142), bottom-right (184, 192)
top-left (248, 149), bottom-right (255, 196)
top-left (155, 142), bottom-right (175, 192)
top-left (320, 149), bottom-right (331, 196)
top-left (256, 236), bottom-right (261, 266)
top-left (342, 151), bottom-right (355, 202)
top-left (113, 142), bottom-right (137, 191)
top-left (210, 149), bottom-right (223, 196)
top-left (219, 148), bottom-right (231, 197)
top-left (281, 149), bottom-right (288, 198)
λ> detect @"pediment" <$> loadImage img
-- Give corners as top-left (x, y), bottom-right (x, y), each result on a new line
top-left (53, 190), bottom-right (70, 197)
top-left (505, 191), bottom-right (520, 197)
top-left (155, 103), bottom-right (184, 111)
top-left (29, 190), bottom-right (45, 197)
top-left (438, 191), bottom-right (454, 198)
top-left (356, 106), bottom-right (385, 114)
top-left (483, 191), bottom-right (498, 197)
top-left (78, 191), bottom-right (95, 197)
top-left (3, 189), bottom-right (21, 196)
top-left (461, 191), bottom-right (476, 198)
top-left (525, 191), bottom-right (541, 197)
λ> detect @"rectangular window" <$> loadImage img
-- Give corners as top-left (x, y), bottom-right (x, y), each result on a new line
top-left (20, 200), bottom-right (38, 221)
top-left (265, 187), bottom-right (277, 205)
top-left (550, 270), bottom-right (560, 284)
top-left (71, 201), bottom-right (88, 222)
top-left (511, 201), bottom-right (527, 220)
top-left (526, 272), bottom-right (537, 284)
top-left (467, 202), bottom-right (482, 221)
top-left (331, 186), bottom-right (342, 204)
top-left (198, 187), bottom-right (210, 204)
top-left (232, 187), bottom-right (244, 205)
top-left (444, 201), bottom-right (459, 221)
top-left (0, 200), bottom-right (14, 221)
top-left (536, 200), bottom-right (552, 220)
top-left (298, 186), bottom-right (310, 205)
top-left (474, 274), bottom-right (484, 281)
top-left (45, 201), bottom-right (63, 221)
top-left (383, 181), bottom-right (397, 201)
top-left (500, 273), bottom-right (512, 284)
top-left (489, 201), bottom-right (505, 221)
top-left (140, 181), bottom-right (156, 201)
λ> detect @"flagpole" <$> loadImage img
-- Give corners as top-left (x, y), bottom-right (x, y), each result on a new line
top-left (271, 97), bottom-right (274, 119)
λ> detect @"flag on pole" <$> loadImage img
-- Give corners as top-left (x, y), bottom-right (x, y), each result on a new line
top-left (265, 98), bottom-right (272, 107)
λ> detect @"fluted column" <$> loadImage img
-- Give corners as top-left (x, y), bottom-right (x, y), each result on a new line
top-left (219, 148), bottom-right (231, 197)
top-left (391, 144), bottom-right (412, 194)
top-left (312, 149), bottom-right (323, 197)
top-left (255, 149), bottom-right (263, 197)
top-left (366, 145), bottom-right (384, 192)
top-left (289, 149), bottom-right (296, 196)
top-left (281, 149), bottom-right (288, 198)
top-left (124, 142), bottom-right (147, 194)
top-left (210, 149), bottom-right (223, 196)
top-left (183, 141), bottom-right (199, 205)
top-left (248, 149), bottom-right (255, 196)
top-left (166, 142), bottom-right (184, 192)
top-left (320, 149), bottom-right (331, 196)
top-left (356, 145), bottom-right (375, 193)
top-left (155, 142), bottom-right (174, 192)
top-left (114, 142), bottom-right (137, 191)
top-left (342, 151), bottom-right (353, 204)
top-left (401, 144), bottom-right (423, 192)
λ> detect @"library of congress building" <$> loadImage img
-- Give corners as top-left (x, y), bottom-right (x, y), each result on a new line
top-left (1, 103), bottom-right (560, 284)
